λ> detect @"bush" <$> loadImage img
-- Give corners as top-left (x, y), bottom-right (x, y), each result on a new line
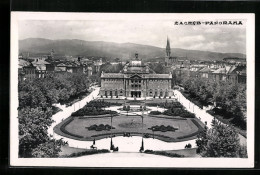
top-left (60, 149), bottom-right (110, 157)
top-left (86, 124), bottom-right (115, 131)
top-left (144, 150), bottom-right (184, 157)
top-left (163, 108), bottom-right (195, 118)
top-left (149, 125), bottom-right (178, 132)
top-left (149, 111), bottom-right (162, 115)
top-left (71, 101), bottom-right (118, 116)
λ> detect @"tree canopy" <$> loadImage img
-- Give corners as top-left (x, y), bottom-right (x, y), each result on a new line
top-left (180, 76), bottom-right (246, 130)
top-left (196, 121), bottom-right (247, 158)
top-left (18, 72), bottom-right (90, 157)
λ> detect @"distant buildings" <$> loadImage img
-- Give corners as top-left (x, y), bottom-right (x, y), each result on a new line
top-left (171, 62), bottom-right (246, 84)
top-left (18, 55), bottom-right (96, 81)
top-left (162, 37), bottom-right (246, 85)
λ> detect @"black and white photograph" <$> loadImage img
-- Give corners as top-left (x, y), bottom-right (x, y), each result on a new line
top-left (10, 12), bottom-right (255, 167)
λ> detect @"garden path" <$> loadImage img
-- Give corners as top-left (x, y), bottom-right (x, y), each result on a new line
top-left (173, 90), bottom-right (246, 146)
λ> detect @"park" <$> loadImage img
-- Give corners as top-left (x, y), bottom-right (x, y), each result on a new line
top-left (54, 94), bottom-right (205, 153)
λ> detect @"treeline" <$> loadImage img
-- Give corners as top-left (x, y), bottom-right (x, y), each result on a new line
top-left (18, 72), bottom-right (90, 157)
top-left (181, 77), bottom-right (246, 130)
top-left (19, 72), bottom-right (90, 109)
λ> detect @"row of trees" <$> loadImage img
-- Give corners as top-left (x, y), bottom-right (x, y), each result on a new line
top-left (18, 73), bottom-right (90, 157)
top-left (19, 73), bottom-right (90, 109)
top-left (181, 77), bottom-right (246, 130)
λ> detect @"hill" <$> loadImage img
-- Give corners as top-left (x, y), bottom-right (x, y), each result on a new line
top-left (19, 38), bottom-right (246, 61)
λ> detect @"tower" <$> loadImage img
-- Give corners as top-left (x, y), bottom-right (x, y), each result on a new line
top-left (165, 37), bottom-right (171, 66)
top-left (166, 37), bottom-right (171, 57)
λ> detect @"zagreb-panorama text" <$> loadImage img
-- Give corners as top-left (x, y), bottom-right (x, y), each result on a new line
top-left (174, 21), bottom-right (243, 25)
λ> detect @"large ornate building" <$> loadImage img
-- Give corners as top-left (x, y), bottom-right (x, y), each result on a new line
top-left (100, 53), bottom-right (173, 98)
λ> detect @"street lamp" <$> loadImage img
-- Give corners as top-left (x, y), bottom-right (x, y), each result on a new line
top-left (141, 110), bottom-right (144, 152)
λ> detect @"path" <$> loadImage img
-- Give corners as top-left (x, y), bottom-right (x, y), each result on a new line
top-left (76, 152), bottom-right (177, 167)
top-left (48, 86), bottom-right (100, 136)
top-left (173, 90), bottom-right (247, 146)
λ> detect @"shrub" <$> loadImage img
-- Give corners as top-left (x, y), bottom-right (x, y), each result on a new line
top-left (144, 150), bottom-right (184, 157)
top-left (149, 125), bottom-right (178, 132)
top-left (60, 149), bottom-right (110, 157)
top-left (86, 124), bottom-right (115, 131)
top-left (149, 111), bottom-right (162, 115)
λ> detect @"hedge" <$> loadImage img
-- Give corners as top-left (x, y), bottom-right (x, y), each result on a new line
top-left (60, 149), bottom-right (109, 157)
top-left (144, 150), bottom-right (184, 157)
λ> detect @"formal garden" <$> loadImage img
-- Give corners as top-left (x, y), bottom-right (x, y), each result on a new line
top-left (54, 99), bottom-right (205, 142)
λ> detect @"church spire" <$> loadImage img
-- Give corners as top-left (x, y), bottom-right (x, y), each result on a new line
top-left (166, 36), bottom-right (171, 57)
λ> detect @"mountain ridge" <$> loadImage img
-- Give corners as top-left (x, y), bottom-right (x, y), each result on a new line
top-left (19, 38), bottom-right (246, 61)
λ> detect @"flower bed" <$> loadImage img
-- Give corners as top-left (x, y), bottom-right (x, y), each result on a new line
top-left (148, 125), bottom-right (178, 132)
top-left (86, 124), bottom-right (115, 131)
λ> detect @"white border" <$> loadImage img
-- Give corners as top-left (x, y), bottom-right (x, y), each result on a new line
top-left (10, 12), bottom-right (255, 168)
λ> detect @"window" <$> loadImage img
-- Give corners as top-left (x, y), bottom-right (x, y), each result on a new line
top-left (160, 91), bottom-right (163, 96)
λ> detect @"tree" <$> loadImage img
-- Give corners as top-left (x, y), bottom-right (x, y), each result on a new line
top-left (19, 107), bottom-right (53, 157)
top-left (31, 138), bottom-right (67, 158)
top-left (196, 121), bottom-right (246, 157)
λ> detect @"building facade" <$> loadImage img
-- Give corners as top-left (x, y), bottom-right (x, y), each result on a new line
top-left (100, 53), bottom-right (173, 98)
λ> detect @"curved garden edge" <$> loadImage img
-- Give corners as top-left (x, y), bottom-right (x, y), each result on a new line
top-left (53, 116), bottom-right (205, 143)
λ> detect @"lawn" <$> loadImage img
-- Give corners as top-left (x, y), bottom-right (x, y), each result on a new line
top-left (54, 114), bottom-right (204, 142)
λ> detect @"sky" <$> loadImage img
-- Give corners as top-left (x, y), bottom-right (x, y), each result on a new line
top-left (19, 20), bottom-right (246, 54)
